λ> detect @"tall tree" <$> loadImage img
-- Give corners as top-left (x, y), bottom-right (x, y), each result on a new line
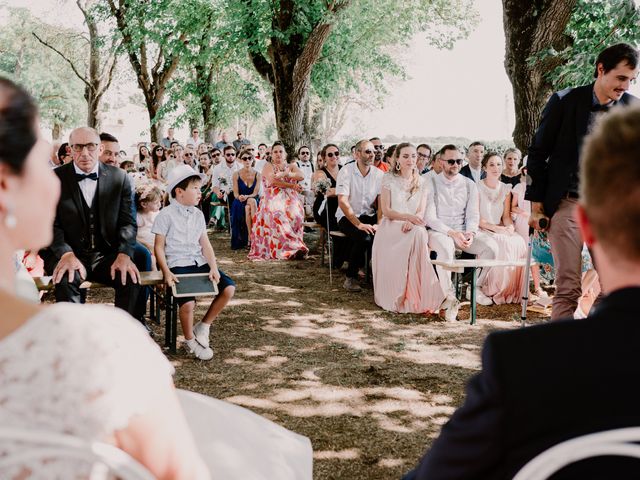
top-left (233, 0), bottom-right (477, 152)
top-left (32, 0), bottom-right (119, 130)
top-left (101, 0), bottom-right (192, 141)
top-left (159, 0), bottom-right (266, 143)
top-left (502, 0), bottom-right (577, 152)
top-left (0, 7), bottom-right (85, 138)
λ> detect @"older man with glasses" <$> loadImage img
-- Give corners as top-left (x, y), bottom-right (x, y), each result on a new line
top-left (424, 144), bottom-right (498, 303)
top-left (40, 127), bottom-right (146, 325)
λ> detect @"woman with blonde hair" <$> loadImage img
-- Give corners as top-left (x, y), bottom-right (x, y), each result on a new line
top-left (372, 143), bottom-right (457, 318)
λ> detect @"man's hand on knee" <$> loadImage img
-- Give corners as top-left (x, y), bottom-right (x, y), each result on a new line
top-left (53, 252), bottom-right (87, 284)
top-left (110, 253), bottom-right (140, 285)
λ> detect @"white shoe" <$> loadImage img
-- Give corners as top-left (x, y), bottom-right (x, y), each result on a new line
top-left (441, 296), bottom-right (460, 322)
top-left (185, 338), bottom-right (214, 360)
top-left (466, 286), bottom-right (493, 306)
top-left (193, 321), bottom-right (210, 348)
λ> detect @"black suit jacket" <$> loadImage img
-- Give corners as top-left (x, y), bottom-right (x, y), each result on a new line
top-left (45, 162), bottom-right (137, 260)
top-left (408, 287), bottom-right (640, 479)
top-left (526, 83), bottom-right (636, 217)
top-left (459, 164), bottom-right (485, 183)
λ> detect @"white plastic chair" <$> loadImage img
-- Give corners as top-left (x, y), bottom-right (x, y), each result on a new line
top-left (177, 388), bottom-right (313, 480)
top-left (0, 427), bottom-right (155, 479)
top-left (514, 427), bottom-right (640, 480)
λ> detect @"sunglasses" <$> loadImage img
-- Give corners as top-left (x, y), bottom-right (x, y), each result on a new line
top-left (300, 151), bottom-right (310, 155)
top-left (184, 153), bottom-right (193, 157)
top-left (326, 151), bottom-right (340, 158)
top-left (373, 145), bottom-right (384, 150)
top-left (446, 159), bottom-right (464, 165)
top-left (362, 149), bottom-right (374, 155)
top-left (212, 152), bottom-right (221, 157)
top-left (241, 156), bottom-right (252, 161)
top-left (225, 153), bottom-right (236, 157)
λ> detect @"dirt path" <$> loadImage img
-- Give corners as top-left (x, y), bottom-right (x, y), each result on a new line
top-left (88, 230), bottom-right (547, 479)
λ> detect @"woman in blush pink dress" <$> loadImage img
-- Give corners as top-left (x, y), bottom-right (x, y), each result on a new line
top-left (372, 143), bottom-right (457, 318)
top-left (248, 141), bottom-right (308, 260)
top-left (477, 152), bottom-right (527, 304)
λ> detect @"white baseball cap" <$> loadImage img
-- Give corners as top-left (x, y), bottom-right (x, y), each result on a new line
top-left (166, 164), bottom-right (206, 194)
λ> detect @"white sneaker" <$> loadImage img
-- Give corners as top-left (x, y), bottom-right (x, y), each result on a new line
top-left (193, 322), bottom-right (210, 348)
top-left (185, 338), bottom-right (213, 360)
top-left (441, 296), bottom-right (460, 322)
top-left (466, 286), bottom-right (493, 306)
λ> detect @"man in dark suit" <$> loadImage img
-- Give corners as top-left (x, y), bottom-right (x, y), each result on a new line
top-left (527, 43), bottom-right (638, 320)
top-left (459, 141), bottom-right (485, 183)
top-left (403, 104), bottom-right (640, 479)
top-left (42, 127), bottom-right (142, 318)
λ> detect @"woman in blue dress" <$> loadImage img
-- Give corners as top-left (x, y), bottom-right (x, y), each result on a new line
top-left (231, 148), bottom-right (261, 249)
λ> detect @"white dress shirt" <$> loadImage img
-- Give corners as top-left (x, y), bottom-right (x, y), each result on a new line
top-left (468, 165), bottom-right (482, 183)
top-left (151, 201), bottom-right (207, 268)
top-left (296, 160), bottom-right (314, 191)
top-left (424, 172), bottom-right (479, 234)
top-left (335, 162), bottom-right (383, 223)
top-left (211, 161), bottom-right (240, 194)
top-left (73, 162), bottom-right (100, 206)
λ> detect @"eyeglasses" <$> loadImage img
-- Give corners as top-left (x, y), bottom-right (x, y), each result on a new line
top-left (71, 142), bottom-right (98, 152)
top-left (446, 159), bottom-right (464, 165)
top-left (241, 156), bottom-right (252, 161)
top-left (212, 152), bottom-right (221, 157)
top-left (184, 153), bottom-right (193, 157)
top-left (417, 152), bottom-right (430, 158)
top-left (326, 151), bottom-right (340, 158)
top-left (299, 151), bottom-right (310, 156)
top-left (373, 145), bottom-right (384, 150)
top-left (225, 153), bottom-right (236, 157)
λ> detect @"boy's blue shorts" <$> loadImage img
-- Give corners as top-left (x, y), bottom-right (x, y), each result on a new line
top-left (169, 263), bottom-right (235, 306)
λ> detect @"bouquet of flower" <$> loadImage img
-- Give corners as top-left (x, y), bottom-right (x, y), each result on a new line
top-left (313, 178), bottom-right (332, 195)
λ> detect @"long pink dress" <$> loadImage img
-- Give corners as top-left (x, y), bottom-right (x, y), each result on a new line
top-left (248, 174), bottom-right (308, 260)
top-left (478, 180), bottom-right (527, 304)
top-left (372, 174), bottom-right (445, 313)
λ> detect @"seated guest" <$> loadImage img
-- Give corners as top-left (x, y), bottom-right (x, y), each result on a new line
top-left (477, 152), bottom-right (527, 304)
top-left (135, 183), bottom-right (162, 269)
top-left (296, 145), bottom-right (314, 217)
top-left (211, 145), bottom-right (239, 206)
top-left (153, 165), bottom-right (236, 360)
top-left (312, 143), bottom-right (348, 268)
top-left (416, 143), bottom-right (432, 174)
top-left (312, 143), bottom-right (341, 231)
top-left (230, 149), bottom-right (260, 250)
top-left (149, 144), bottom-right (166, 183)
top-left (0, 77), bottom-right (208, 479)
top-left (500, 147), bottom-right (522, 187)
top-left (372, 143), bottom-right (456, 318)
top-left (459, 140), bottom-right (485, 183)
top-left (56, 142), bottom-right (72, 166)
top-left (422, 149), bottom-right (443, 179)
top-left (511, 166), bottom-right (547, 300)
top-left (198, 151), bottom-right (214, 225)
top-left (425, 144), bottom-right (498, 304)
top-left (39, 126), bottom-right (146, 323)
top-left (336, 139), bottom-right (383, 292)
top-left (404, 102), bottom-right (640, 480)
top-left (370, 137), bottom-right (388, 172)
top-left (157, 147), bottom-right (180, 183)
top-left (248, 141), bottom-right (308, 260)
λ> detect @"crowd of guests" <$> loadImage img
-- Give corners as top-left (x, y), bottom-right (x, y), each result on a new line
top-left (41, 124), bottom-right (595, 326)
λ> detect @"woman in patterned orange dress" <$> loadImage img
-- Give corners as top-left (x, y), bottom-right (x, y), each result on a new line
top-left (248, 141), bottom-right (308, 260)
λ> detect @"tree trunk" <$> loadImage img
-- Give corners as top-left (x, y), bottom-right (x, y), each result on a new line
top-left (145, 98), bottom-right (162, 142)
top-left (86, 88), bottom-right (100, 130)
top-left (502, 0), bottom-right (576, 152)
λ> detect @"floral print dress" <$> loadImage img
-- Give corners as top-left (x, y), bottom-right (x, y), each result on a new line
top-left (248, 174), bottom-right (308, 260)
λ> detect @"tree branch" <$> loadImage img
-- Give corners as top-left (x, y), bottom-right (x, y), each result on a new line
top-left (32, 32), bottom-right (90, 88)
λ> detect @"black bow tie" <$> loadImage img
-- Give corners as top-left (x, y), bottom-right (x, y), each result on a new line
top-left (76, 172), bottom-right (98, 181)
top-left (591, 103), bottom-right (612, 113)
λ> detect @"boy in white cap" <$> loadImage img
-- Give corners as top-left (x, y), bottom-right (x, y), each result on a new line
top-left (152, 164), bottom-right (236, 360)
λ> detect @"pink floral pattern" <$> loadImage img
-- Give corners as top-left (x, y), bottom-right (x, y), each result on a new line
top-left (248, 175), bottom-right (308, 260)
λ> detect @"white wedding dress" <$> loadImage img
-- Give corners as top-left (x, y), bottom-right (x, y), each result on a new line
top-left (0, 304), bottom-right (312, 479)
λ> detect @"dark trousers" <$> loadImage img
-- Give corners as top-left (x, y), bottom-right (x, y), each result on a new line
top-left (45, 250), bottom-right (144, 320)
top-left (338, 214), bottom-right (377, 279)
top-left (133, 242), bottom-right (152, 321)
